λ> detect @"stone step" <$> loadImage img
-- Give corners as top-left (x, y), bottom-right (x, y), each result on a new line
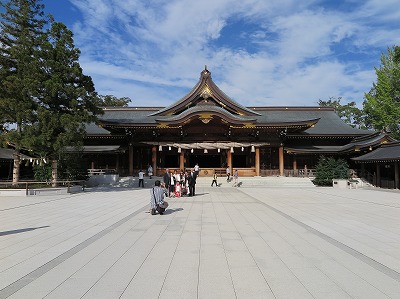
top-left (193, 176), bottom-right (315, 188)
top-left (115, 176), bottom-right (316, 188)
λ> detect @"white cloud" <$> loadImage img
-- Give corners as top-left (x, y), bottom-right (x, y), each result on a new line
top-left (62, 0), bottom-right (398, 108)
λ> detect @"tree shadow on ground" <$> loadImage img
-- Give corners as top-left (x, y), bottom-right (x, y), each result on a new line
top-left (0, 226), bottom-right (50, 236)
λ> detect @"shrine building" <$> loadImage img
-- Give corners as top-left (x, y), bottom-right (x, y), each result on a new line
top-left (83, 68), bottom-right (394, 178)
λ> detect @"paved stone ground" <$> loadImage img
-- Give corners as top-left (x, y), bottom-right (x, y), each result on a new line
top-left (0, 183), bottom-right (399, 299)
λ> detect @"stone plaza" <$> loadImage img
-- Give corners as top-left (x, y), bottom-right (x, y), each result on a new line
top-left (0, 178), bottom-right (399, 299)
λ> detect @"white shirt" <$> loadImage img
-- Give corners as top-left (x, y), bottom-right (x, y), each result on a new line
top-left (138, 171), bottom-right (144, 179)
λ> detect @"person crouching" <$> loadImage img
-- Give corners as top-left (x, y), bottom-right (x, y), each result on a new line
top-left (150, 180), bottom-right (169, 215)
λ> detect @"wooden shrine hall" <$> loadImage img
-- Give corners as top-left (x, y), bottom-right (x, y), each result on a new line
top-left (83, 68), bottom-right (393, 177)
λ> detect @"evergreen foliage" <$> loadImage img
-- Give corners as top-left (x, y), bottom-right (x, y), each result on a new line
top-left (318, 97), bottom-right (365, 129)
top-left (313, 156), bottom-right (349, 186)
top-left (57, 151), bottom-right (89, 181)
top-left (0, 0), bottom-right (102, 182)
top-left (363, 46), bottom-right (400, 139)
top-left (33, 162), bottom-right (51, 182)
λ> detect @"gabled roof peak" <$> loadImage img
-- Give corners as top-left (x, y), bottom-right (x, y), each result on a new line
top-left (149, 68), bottom-right (260, 117)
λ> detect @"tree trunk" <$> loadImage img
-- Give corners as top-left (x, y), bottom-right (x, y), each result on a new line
top-left (12, 150), bottom-right (20, 185)
top-left (51, 160), bottom-right (58, 187)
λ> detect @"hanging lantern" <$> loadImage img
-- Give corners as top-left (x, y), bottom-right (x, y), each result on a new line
top-left (158, 145), bottom-right (163, 151)
top-left (251, 145), bottom-right (255, 152)
top-left (217, 148), bottom-right (220, 153)
top-left (191, 148), bottom-right (194, 153)
top-left (204, 149), bottom-right (208, 154)
top-left (230, 147), bottom-right (234, 153)
top-left (168, 146), bottom-right (171, 151)
top-left (241, 147), bottom-right (244, 151)
top-left (178, 147), bottom-right (181, 153)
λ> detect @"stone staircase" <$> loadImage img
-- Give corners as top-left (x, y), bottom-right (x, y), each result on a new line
top-left (110, 176), bottom-right (316, 189)
top-left (194, 176), bottom-right (316, 188)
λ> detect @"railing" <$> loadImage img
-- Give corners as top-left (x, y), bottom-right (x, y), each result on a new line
top-left (0, 180), bottom-right (86, 195)
top-left (260, 169), bottom-right (315, 177)
top-left (88, 169), bottom-right (117, 175)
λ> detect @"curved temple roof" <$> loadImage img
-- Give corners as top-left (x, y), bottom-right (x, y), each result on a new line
top-left (93, 68), bottom-right (374, 137)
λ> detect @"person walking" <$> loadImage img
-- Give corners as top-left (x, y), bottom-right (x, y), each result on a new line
top-left (226, 166), bottom-right (231, 182)
top-left (233, 169), bottom-right (239, 187)
top-left (150, 180), bottom-right (168, 215)
top-left (147, 165), bottom-right (153, 179)
top-left (194, 163), bottom-right (200, 177)
top-left (138, 169), bottom-right (144, 188)
top-left (211, 172), bottom-right (218, 187)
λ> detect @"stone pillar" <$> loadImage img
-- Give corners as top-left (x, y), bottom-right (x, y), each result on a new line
top-left (395, 161), bottom-right (399, 189)
top-left (279, 145), bottom-right (284, 176)
top-left (129, 143), bottom-right (134, 176)
top-left (293, 157), bottom-right (297, 176)
top-left (376, 163), bottom-right (380, 187)
top-left (255, 147), bottom-right (260, 176)
top-left (152, 146), bottom-right (157, 176)
top-left (227, 149), bottom-right (232, 173)
top-left (180, 150), bottom-right (185, 170)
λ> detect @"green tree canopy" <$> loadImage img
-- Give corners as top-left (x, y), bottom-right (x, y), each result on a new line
top-left (0, 0), bottom-right (102, 183)
top-left (318, 97), bottom-right (365, 129)
top-left (24, 22), bottom-right (103, 159)
top-left (0, 0), bottom-right (50, 144)
top-left (99, 95), bottom-right (131, 107)
top-left (0, 0), bottom-right (50, 182)
top-left (363, 46), bottom-right (400, 139)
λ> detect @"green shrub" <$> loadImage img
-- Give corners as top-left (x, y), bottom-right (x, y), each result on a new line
top-left (58, 152), bottom-right (89, 181)
top-left (33, 163), bottom-right (52, 182)
top-left (313, 156), bottom-right (349, 186)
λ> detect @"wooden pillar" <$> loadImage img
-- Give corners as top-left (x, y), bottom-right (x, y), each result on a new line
top-left (51, 160), bottom-right (58, 187)
top-left (255, 147), bottom-right (260, 176)
top-left (129, 143), bottom-right (134, 176)
top-left (179, 150), bottom-right (185, 170)
top-left (361, 163), bottom-right (365, 178)
top-left (115, 155), bottom-right (119, 173)
top-left (279, 145), bottom-right (284, 176)
top-left (376, 163), bottom-right (380, 187)
top-left (395, 161), bottom-right (399, 189)
top-left (227, 149), bottom-right (232, 173)
top-left (152, 146), bottom-right (157, 176)
top-left (12, 150), bottom-right (20, 185)
top-left (293, 157), bottom-right (297, 176)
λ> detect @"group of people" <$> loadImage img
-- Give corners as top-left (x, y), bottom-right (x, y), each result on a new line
top-left (150, 166), bottom-right (199, 216)
top-left (162, 167), bottom-right (198, 197)
top-left (149, 164), bottom-right (239, 215)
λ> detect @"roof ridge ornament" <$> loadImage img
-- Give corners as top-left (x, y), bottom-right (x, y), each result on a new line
top-left (200, 85), bottom-right (213, 99)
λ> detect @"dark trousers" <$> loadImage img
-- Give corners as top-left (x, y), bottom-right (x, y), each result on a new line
top-left (139, 179), bottom-right (144, 187)
top-left (189, 185), bottom-right (195, 196)
top-left (211, 179), bottom-right (217, 186)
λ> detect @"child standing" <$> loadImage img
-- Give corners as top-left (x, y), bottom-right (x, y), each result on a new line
top-left (211, 172), bottom-right (218, 187)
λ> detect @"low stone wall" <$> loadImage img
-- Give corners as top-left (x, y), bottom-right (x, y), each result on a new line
top-left (86, 174), bottom-right (119, 187)
top-left (0, 185), bottom-right (84, 196)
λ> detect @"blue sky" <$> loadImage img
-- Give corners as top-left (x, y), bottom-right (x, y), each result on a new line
top-left (41, 0), bottom-right (400, 107)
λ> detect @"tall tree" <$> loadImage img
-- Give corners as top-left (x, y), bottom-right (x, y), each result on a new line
top-left (363, 46), bottom-right (400, 139)
top-left (0, 0), bottom-right (50, 184)
top-left (318, 97), bottom-right (365, 128)
top-left (24, 22), bottom-right (103, 184)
